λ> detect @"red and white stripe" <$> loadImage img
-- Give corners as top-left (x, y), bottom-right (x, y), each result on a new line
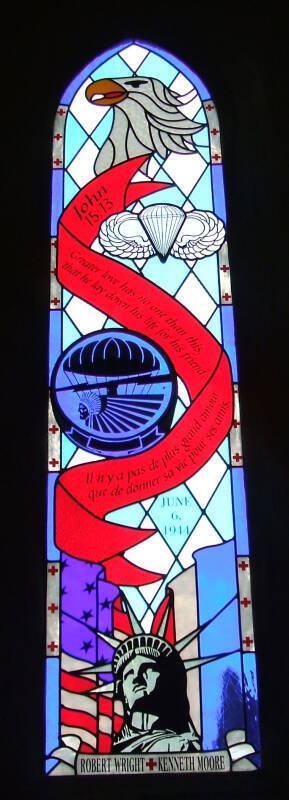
top-left (60, 660), bottom-right (97, 752)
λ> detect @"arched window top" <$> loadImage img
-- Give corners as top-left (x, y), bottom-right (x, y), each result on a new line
top-left (60, 41), bottom-right (211, 106)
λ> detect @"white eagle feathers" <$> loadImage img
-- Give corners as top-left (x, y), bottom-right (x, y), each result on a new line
top-left (87, 77), bottom-right (203, 176)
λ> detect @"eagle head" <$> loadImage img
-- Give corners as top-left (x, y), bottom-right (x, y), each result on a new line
top-left (85, 77), bottom-right (150, 106)
top-left (85, 76), bottom-right (203, 176)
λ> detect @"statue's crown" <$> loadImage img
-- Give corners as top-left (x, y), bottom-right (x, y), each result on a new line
top-left (113, 634), bottom-right (173, 675)
top-left (78, 593), bottom-right (231, 688)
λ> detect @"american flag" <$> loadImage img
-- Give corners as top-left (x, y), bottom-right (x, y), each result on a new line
top-left (60, 563), bottom-right (129, 753)
top-left (57, 554), bottom-right (176, 757)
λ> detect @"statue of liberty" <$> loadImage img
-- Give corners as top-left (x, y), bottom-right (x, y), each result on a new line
top-left (47, 593), bottom-right (258, 769)
top-left (111, 630), bottom-right (201, 753)
top-left (84, 594), bottom-right (224, 754)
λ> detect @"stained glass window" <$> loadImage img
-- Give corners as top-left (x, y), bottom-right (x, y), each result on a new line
top-left (46, 40), bottom-right (261, 776)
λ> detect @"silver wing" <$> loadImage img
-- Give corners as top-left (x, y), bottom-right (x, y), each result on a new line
top-left (172, 210), bottom-right (225, 260)
top-left (99, 212), bottom-right (154, 259)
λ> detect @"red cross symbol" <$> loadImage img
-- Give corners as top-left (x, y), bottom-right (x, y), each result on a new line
top-left (243, 636), bottom-right (253, 648)
top-left (233, 419), bottom-right (240, 428)
top-left (54, 133), bottom-right (62, 141)
top-left (213, 153), bottom-right (221, 161)
top-left (222, 292), bottom-right (231, 301)
top-left (233, 452), bottom-right (242, 463)
top-left (49, 424), bottom-right (59, 434)
top-left (220, 264), bottom-right (229, 272)
top-left (57, 108), bottom-right (66, 116)
top-left (234, 387), bottom-right (238, 393)
top-left (211, 128), bottom-right (219, 135)
top-left (48, 565), bottom-right (59, 576)
top-left (51, 241), bottom-right (57, 248)
top-left (49, 458), bottom-right (59, 468)
top-left (51, 297), bottom-right (60, 306)
top-left (206, 103), bottom-right (214, 111)
top-left (53, 158), bottom-right (62, 166)
top-left (47, 641), bottom-right (58, 652)
top-left (48, 603), bottom-right (59, 613)
top-left (240, 597), bottom-right (251, 608)
top-left (51, 267), bottom-right (57, 275)
top-left (146, 758), bottom-right (157, 771)
top-left (239, 561), bottom-right (249, 571)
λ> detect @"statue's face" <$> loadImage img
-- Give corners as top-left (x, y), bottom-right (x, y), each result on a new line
top-left (122, 655), bottom-right (161, 711)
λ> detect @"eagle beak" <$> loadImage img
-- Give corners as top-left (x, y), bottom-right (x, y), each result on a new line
top-left (85, 79), bottom-right (128, 106)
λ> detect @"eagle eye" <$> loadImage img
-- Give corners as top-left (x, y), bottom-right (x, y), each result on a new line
top-left (124, 80), bottom-right (148, 88)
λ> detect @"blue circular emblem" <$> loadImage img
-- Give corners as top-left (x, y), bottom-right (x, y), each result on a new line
top-left (51, 330), bottom-right (177, 457)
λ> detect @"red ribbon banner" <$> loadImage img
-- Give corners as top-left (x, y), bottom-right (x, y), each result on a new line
top-left (55, 156), bottom-right (233, 585)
